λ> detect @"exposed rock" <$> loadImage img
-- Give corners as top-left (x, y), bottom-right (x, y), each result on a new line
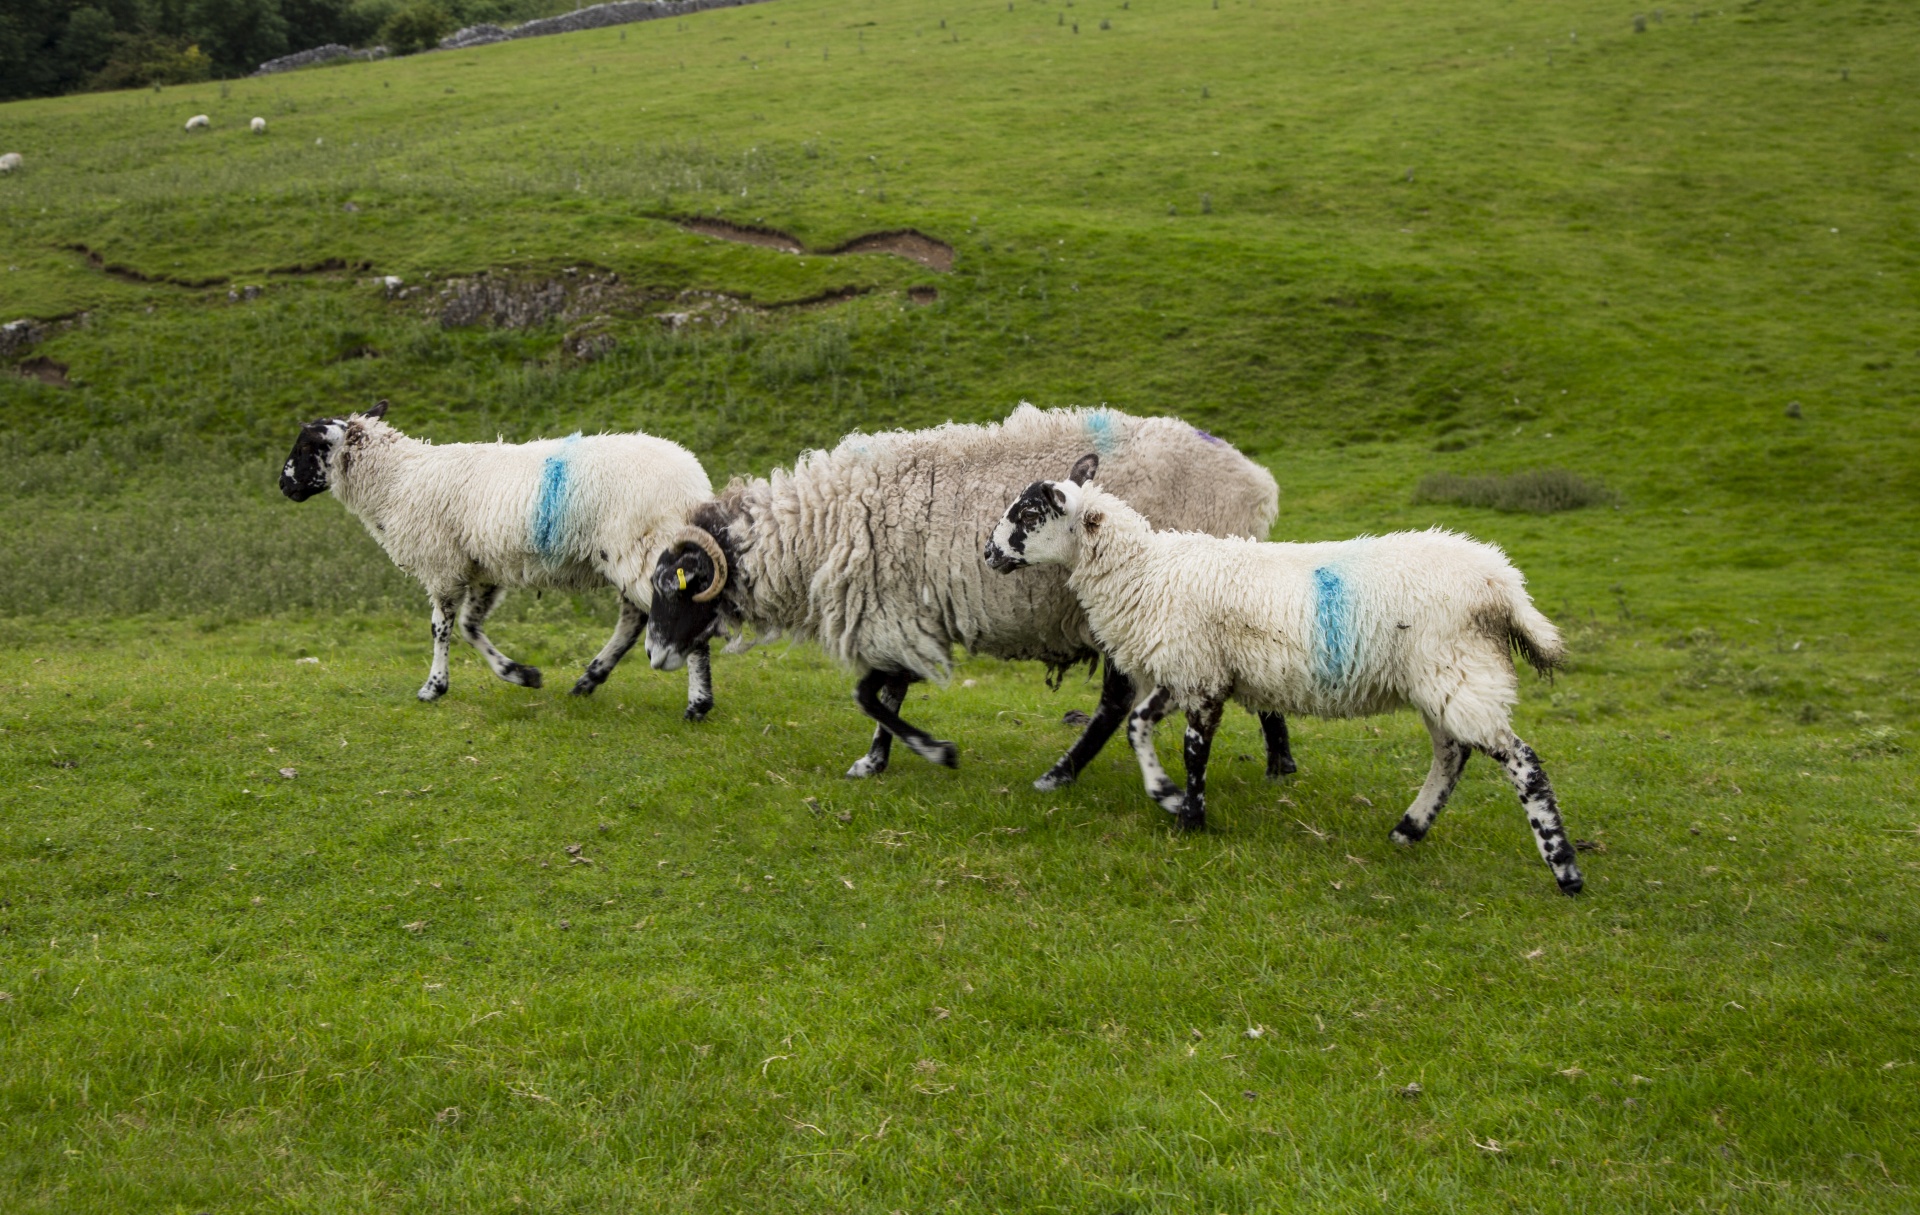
top-left (1, 319), bottom-right (44, 358)
top-left (438, 0), bottom-right (771, 51)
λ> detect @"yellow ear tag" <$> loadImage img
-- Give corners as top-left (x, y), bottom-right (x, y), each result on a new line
top-left (676, 569), bottom-right (688, 590)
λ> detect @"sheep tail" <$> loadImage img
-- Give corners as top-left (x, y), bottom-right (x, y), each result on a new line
top-left (1505, 588), bottom-right (1565, 676)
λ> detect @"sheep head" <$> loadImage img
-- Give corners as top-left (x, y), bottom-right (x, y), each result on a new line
top-left (984, 453), bottom-right (1099, 571)
top-left (279, 400), bottom-right (388, 501)
top-left (646, 523), bottom-right (732, 671)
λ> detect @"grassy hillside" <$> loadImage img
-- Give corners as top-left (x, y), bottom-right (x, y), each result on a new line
top-left (1, 0), bottom-right (1917, 1210)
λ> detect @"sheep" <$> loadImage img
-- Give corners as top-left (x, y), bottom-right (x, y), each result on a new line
top-left (984, 457), bottom-right (1583, 894)
top-left (643, 403), bottom-right (1298, 785)
top-left (185, 115), bottom-right (210, 131)
top-left (251, 117), bottom-right (267, 134)
top-left (0, 153), bottom-right (22, 173)
top-left (279, 400), bottom-right (718, 713)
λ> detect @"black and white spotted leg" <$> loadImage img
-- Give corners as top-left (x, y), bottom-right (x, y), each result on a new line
top-left (683, 641), bottom-right (714, 722)
top-left (459, 584), bottom-right (542, 689)
top-left (571, 595), bottom-right (645, 696)
top-left (1258, 710), bottom-right (1298, 779)
top-left (1178, 697), bottom-right (1226, 831)
top-left (1033, 656), bottom-right (1136, 791)
top-left (845, 670), bottom-right (912, 777)
top-left (1125, 687), bottom-right (1185, 817)
top-left (418, 592), bottom-right (461, 702)
top-left (1478, 732), bottom-right (1585, 895)
top-left (1389, 712), bottom-right (1471, 846)
top-left (848, 669), bottom-right (955, 775)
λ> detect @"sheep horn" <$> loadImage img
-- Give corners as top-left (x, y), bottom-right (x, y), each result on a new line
top-left (674, 527), bottom-right (729, 603)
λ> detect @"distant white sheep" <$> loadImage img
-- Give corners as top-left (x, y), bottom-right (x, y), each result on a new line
top-left (250, 117), bottom-right (267, 133)
top-left (986, 463), bottom-right (1584, 894)
top-left (279, 401), bottom-right (718, 713)
top-left (185, 115), bottom-right (210, 131)
top-left (0, 153), bottom-right (22, 173)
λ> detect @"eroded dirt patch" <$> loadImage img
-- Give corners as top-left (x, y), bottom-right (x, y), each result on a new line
top-left (673, 218), bottom-right (954, 272)
top-left (14, 356), bottom-right (69, 386)
top-left (65, 244), bottom-right (229, 289)
top-left (416, 266), bottom-right (879, 335)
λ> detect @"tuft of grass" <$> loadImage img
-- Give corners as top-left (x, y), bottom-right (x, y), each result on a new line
top-left (1413, 468), bottom-right (1618, 514)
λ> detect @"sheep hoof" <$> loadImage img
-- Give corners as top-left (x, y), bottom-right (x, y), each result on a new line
top-left (1032, 767), bottom-right (1075, 792)
top-left (570, 675), bottom-right (599, 696)
top-left (911, 738), bottom-right (959, 768)
top-left (1266, 756), bottom-right (1298, 779)
top-left (1173, 810), bottom-right (1207, 832)
top-left (1389, 819), bottom-right (1426, 845)
top-left (416, 681), bottom-right (447, 702)
top-left (503, 663), bottom-right (543, 689)
top-left (845, 756), bottom-right (885, 779)
top-left (1557, 872), bottom-right (1585, 896)
top-left (684, 699), bottom-right (712, 722)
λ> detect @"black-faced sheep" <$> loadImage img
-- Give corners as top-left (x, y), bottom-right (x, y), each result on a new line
top-left (643, 404), bottom-right (1298, 785)
top-left (985, 458), bottom-right (1583, 893)
top-left (279, 401), bottom-right (716, 713)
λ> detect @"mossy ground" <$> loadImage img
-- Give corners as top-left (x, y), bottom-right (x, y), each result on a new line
top-left (1, 0), bottom-right (1916, 1209)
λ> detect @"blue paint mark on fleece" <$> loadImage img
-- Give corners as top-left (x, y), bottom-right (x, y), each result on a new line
top-left (532, 433), bottom-right (582, 559)
top-left (1313, 566), bottom-right (1356, 686)
top-left (1083, 409), bottom-right (1119, 455)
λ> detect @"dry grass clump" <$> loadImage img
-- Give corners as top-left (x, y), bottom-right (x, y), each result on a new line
top-left (1413, 468), bottom-right (1617, 514)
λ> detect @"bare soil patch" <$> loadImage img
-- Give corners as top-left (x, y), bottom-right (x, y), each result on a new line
top-left (15, 356), bottom-right (69, 386)
top-left (673, 218), bottom-right (954, 272)
top-left (65, 244), bottom-right (228, 289)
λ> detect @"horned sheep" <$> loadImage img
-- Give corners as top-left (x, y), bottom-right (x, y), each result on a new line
top-left (984, 458), bottom-right (1584, 893)
top-left (643, 404), bottom-right (1299, 785)
top-left (279, 401), bottom-right (716, 712)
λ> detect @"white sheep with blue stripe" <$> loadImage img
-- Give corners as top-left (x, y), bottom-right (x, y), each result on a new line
top-left (279, 401), bottom-right (716, 711)
top-left (985, 461), bottom-right (1584, 894)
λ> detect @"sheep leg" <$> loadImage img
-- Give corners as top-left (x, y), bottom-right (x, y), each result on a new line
top-left (1477, 732), bottom-right (1584, 895)
top-left (849, 669), bottom-right (955, 774)
top-left (571, 595), bottom-right (645, 696)
top-left (1258, 711), bottom-right (1297, 778)
top-left (846, 671), bottom-right (913, 777)
top-left (1178, 697), bottom-right (1226, 831)
top-left (459, 584), bottom-right (542, 689)
top-left (683, 642), bottom-right (714, 722)
top-left (1033, 656), bottom-right (1135, 791)
top-left (418, 592), bottom-right (461, 702)
top-left (1388, 713), bottom-right (1470, 846)
top-left (1125, 687), bottom-right (1185, 818)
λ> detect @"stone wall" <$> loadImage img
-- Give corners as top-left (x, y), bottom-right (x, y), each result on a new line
top-left (253, 44), bottom-right (389, 75)
top-left (438, 0), bottom-right (772, 50)
top-left (256, 0), bottom-right (778, 73)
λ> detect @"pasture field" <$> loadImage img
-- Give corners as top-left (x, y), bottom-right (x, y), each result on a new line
top-left (2, 0), bottom-right (1917, 1209)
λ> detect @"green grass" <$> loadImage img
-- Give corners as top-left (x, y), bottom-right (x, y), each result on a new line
top-left (2, 0), bottom-right (1918, 1208)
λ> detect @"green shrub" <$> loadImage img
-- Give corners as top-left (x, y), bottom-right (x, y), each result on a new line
top-left (1412, 468), bottom-right (1617, 514)
top-left (87, 34), bottom-right (214, 90)
top-left (378, 1), bottom-right (454, 55)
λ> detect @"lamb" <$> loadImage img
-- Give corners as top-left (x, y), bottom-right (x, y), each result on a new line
top-left (185, 115), bottom-right (210, 131)
top-left (643, 403), bottom-right (1298, 785)
top-left (984, 457), bottom-right (1583, 894)
top-left (279, 400), bottom-right (717, 713)
top-left (0, 153), bottom-right (22, 173)
top-left (251, 117), bottom-right (267, 133)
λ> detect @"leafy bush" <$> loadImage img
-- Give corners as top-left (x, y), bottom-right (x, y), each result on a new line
top-left (1413, 468), bottom-right (1617, 514)
top-left (378, 1), bottom-right (454, 54)
top-left (88, 34), bottom-right (214, 90)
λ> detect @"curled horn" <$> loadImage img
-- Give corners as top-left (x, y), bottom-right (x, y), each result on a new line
top-left (674, 527), bottom-right (729, 603)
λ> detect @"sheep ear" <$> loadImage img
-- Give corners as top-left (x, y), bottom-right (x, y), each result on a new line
top-left (364, 399), bottom-right (389, 420)
top-left (1068, 453), bottom-right (1099, 485)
